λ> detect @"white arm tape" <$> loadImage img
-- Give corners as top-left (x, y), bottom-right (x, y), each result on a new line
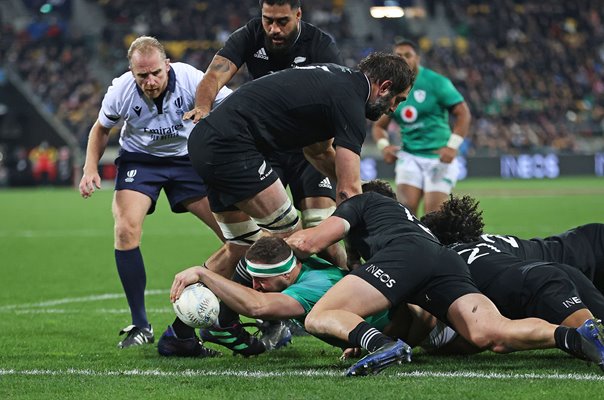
top-left (446, 133), bottom-right (464, 150)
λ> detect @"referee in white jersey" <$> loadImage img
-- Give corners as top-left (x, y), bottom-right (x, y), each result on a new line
top-left (78, 36), bottom-right (232, 349)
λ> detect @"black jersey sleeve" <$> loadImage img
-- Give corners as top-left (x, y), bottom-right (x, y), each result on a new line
top-left (332, 195), bottom-right (366, 229)
top-left (217, 23), bottom-right (255, 69)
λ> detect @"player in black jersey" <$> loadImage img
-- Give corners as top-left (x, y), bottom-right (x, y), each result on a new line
top-left (412, 195), bottom-right (604, 356)
top-left (286, 180), bottom-right (604, 376)
top-left (421, 195), bottom-right (604, 294)
top-left (183, 0), bottom-right (346, 267)
top-left (185, 53), bottom-right (413, 284)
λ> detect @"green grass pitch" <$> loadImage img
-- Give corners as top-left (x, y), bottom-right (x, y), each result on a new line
top-left (1, 177), bottom-right (603, 399)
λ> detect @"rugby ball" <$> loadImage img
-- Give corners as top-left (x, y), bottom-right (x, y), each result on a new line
top-left (173, 283), bottom-right (220, 328)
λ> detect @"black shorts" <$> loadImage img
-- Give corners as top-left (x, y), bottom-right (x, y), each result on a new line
top-left (114, 153), bottom-right (207, 214)
top-left (557, 263), bottom-right (604, 320)
top-left (481, 262), bottom-right (588, 324)
top-left (350, 235), bottom-right (480, 323)
top-left (268, 150), bottom-right (336, 208)
top-left (188, 123), bottom-right (279, 212)
top-left (544, 224), bottom-right (604, 290)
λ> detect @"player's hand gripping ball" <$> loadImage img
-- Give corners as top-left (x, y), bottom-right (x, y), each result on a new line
top-left (173, 283), bottom-right (220, 328)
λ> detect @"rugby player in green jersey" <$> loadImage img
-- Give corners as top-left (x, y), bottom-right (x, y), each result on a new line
top-left (161, 236), bottom-right (397, 358)
top-left (372, 39), bottom-right (471, 216)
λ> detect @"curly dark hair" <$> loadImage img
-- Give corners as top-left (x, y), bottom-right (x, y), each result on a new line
top-left (420, 195), bottom-right (485, 245)
top-left (358, 52), bottom-right (416, 95)
top-left (361, 179), bottom-right (396, 199)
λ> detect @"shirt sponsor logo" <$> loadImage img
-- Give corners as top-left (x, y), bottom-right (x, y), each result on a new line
top-left (365, 264), bottom-right (396, 288)
top-left (400, 105), bottom-right (418, 123)
top-left (562, 296), bottom-right (583, 308)
top-left (143, 123), bottom-right (183, 141)
top-left (318, 177), bottom-right (332, 189)
top-left (125, 169), bottom-right (137, 183)
top-left (253, 48), bottom-right (269, 60)
top-left (413, 89), bottom-right (426, 103)
top-left (258, 160), bottom-right (273, 181)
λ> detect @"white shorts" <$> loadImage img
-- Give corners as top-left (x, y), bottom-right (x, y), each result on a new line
top-left (394, 151), bottom-right (459, 194)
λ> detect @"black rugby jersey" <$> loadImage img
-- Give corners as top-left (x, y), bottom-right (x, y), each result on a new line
top-left (332, 192), bottom-right (440, 261)
top-left (203, 64), bottom-right (370, 154)
top-left (449, 240), bottom-right (604, 320)
top-left (477, 225), bottom-right (602, 281)
top-left (449, 241), bottom-right (549, 289)
top-left (218, 18), bottom-right (342, 79)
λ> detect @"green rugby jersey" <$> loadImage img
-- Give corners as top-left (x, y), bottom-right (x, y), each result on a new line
top-left (282, 256), bottom-right (390, 331)
top-left (391, 66), bottom-right (464, 158)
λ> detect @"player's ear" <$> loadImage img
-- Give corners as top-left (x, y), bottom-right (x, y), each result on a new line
top-left (379, 80), bottom-right (393, 95)
top-left (165, 59), bottom-right (171, 70)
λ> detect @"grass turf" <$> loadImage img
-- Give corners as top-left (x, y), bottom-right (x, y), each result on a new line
top-left (0, 177), bottom-right (603, 399)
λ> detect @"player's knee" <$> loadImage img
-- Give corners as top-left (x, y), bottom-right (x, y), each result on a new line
top-left (304, 310), bottom-right (323, 336)
top-left (114, 221), bottom-right (142, 248)
top-left (301, 206), bottom-right (335, 228)
top-left (217, 219), bottom-right (264, 246)
top-left (254, 199), bottom-right (300, 235)
top-left (464, 330), bottom-right (494, 351)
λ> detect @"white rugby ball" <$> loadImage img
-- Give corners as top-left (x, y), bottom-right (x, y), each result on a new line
top-left (173, 283), bottom-right (220, 328)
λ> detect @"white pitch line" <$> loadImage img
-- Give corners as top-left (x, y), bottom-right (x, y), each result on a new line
top-left (0, 228), bottom-right (209, 238)
top-left (11, 308), bottom-right (174, 315)
top-left (0, 290), bottom-right (168, 312)
top-left (0, 368), bottom-right (602, 381)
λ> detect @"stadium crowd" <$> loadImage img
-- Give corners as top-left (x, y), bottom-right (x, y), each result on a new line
top-left (416, 0), bottom-right (604, 155)
top-left (1, 0), bottom-right (603, 163)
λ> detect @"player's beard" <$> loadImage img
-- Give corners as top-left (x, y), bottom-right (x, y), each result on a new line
top-left (264, 25), bottom-right (299, 55)
top-left (365, 95), bottom-right (393, 121)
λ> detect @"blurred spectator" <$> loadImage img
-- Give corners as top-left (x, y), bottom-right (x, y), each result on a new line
top-left (8, 146), bottom-right (34, 186)
top-left (29, 140), bottom-right (58, 184)
top-left (1, 0), bottom-right (603, 159)
top-left (382, 0), bottom-right (604, 155)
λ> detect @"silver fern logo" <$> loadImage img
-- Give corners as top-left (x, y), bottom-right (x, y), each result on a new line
top-left (257, 161), bottom-right (273, 181)
top-left (125, 169), bottom-right (137, 183)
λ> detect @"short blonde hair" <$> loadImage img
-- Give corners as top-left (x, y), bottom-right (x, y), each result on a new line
top-left (127, 36), bottom-right (167, 66)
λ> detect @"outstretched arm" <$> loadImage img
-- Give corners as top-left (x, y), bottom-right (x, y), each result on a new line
top-left (170, 266), bottom-right (305, 320)
top-left (286, 216), bottom-right (349, 259)
top-left (183, 54), bottom-right (238, 123)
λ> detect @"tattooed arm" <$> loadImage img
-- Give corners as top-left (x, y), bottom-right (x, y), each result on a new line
top-left (183, 55), bottom-right (239, 123)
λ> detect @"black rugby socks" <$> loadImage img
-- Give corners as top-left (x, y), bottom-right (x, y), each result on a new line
top-left (115, 247), bottom-right (149, 328)
top-left (348, 321), bottom-right (393, 352)
top-left (554, 326), bottom-right (585, 359)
